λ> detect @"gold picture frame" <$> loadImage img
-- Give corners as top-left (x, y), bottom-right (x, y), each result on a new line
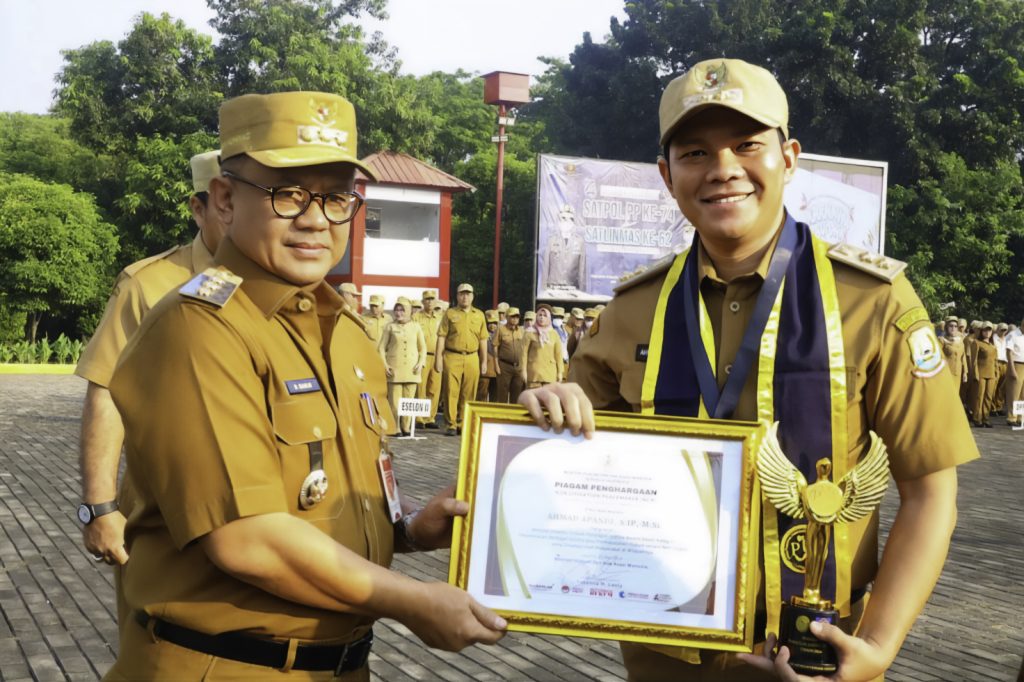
top-left (448, 402), bottom-right (764, 652)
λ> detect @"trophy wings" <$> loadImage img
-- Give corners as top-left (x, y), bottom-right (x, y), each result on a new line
top-left (836, 431), bottom-right (891, 524)
top-left (756, 422), bottom-right (807, 519)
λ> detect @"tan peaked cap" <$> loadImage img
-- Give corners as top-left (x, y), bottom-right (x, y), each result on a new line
top-left (338, 282), bottom-right (361, 295)
top-left (659, 58), bottom-right (789, 145)
top-left (190, 150), bottom-right (221, 193)
top-left (219, 91), bottom-right (378, 179)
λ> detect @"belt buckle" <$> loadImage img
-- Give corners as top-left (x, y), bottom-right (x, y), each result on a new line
top-left (334, 642), bottom-right (351, 677)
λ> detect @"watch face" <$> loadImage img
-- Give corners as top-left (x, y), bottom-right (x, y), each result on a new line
top-left (77, 505), bottom-right (91, 524)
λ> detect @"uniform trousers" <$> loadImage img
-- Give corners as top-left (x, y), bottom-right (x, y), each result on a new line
top-left (103, 613), bottom-right (368, 682)
top-left (476, 375), bottom-right (497, 402)
top-left (388, 382), bottom-right (417, 433)
top-left (1006, 363), bottom-right (1024, 424)
top-left (495, 360), bottom-right (524, 403)
top-left (443, 351), bottom-right (479, 429)
top-left (971, 377), bottom-right (997, 424)
top-left (416, 354), bottom-right (442, 426)
top-left (993, 361), bottom-right (1007, 412)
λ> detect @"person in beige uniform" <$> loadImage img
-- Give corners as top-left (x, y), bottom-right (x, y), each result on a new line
top-left (413, 290), bottom-right (443, 429)
top-left (495, 307), bottom-right (526, 403)
top-left (1005, 319), bottom-right (1024, 426)
top-left (476, 310), bottom-right (501, 401)
top-left (940, 316), bottom-right (968, 394)
top-left (435, 283), bottom-right (487, 435)
top-left (75, 150), bottom-right (224, 566)
top-left (993, 322), bottom-right (1009, 415)
top-left (103, 91), bottom-right (505, 681)
top-left (518, 58), bottom-right (978, 681)
top-left (362, 294), bottom-right (391, 344)
top-left (338, 282), bottom-right (362, 312)
top-left (520, 304), bottom-right (563, 388)
top-left (969, 322), bottom-right (998, 428)
top-left (379, 297), bottom-right (426, 436)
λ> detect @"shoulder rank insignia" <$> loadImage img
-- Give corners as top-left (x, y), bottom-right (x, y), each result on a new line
top-left (178, 268), bottom-right (242, 308)
top-left (827, 243), bottom-right (906, 283)
top-left (613, 252), bottom-right (679, 295)
top-left (122, 244), bottom-right (183, 277)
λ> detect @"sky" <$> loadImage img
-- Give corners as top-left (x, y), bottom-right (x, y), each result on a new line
top-left (0, 0), bottom-right (626, 115)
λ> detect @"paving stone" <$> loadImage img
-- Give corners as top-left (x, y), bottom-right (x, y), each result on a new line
top-left (1, 374), bottom-right (1022, 681)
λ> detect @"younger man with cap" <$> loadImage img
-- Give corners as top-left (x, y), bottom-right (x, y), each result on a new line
top-left (519, 58), bottom-right (977, 680)
top-left (476, 310), bottom-right (501, 401)
top-left (414, 290), bottom-right (443, 428)
top-left (338, 281), bottom-right (362, 311)
top-left (105, 92), bottom-right (505, 680)
top-left (362, 293), bottom-right (391, 344)
top-left (495, 307), bottom-right (526, 402)
top-left (76, 149), bottom-right (225, 566)
top-left (435, 283), bottom-right (488, 435)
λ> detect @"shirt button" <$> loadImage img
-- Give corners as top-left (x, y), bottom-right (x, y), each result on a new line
top-left (298, 298), bottom-right (313, 312)
top-left (725, 364), bottom-right (733, 375)
top-left (312, 426), bottom-right (322, 438)
top-left (362, 498), bottom-right (371, 511)
top-left (729, 301), bottom-right (741, 313)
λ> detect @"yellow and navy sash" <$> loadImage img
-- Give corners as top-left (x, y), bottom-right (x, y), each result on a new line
top-left (641, 216), bottom-right (850, 637)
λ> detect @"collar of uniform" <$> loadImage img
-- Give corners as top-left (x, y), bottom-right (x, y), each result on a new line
top-left (695, 222), bottom-right (783, 287)
top-left (191, 232), bottom-right (215, 274)
top-left (214, 236), bottom-right (311, 319)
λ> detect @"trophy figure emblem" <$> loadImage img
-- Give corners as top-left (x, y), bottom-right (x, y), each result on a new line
top-left (757, 422), bottom-right (890, 674)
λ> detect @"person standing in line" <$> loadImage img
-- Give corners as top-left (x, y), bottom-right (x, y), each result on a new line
top-left (414, 290), bottom-right (443, 429)
top-left (379, 297), bottom-right (426, 436)
top-left (1005, 319), bottom-right (1024, 426)
top-left (970, 322), bottom-right (999, 427)
top-left (435, 283), bottom-right (487, 435)
top-left (76, 150), bottom-right (225, 567)
top-left (476, 310), bottom-right (501, 402)
top-left (495, 307), bottom-right (526, 403)
top-left (940, 317), bottom-right (968, 400)
top-left (964, 321), bottom-right (980, 413)
top-left (497, 302), bottom-right (510, 325)
top-left (362, 294), bottom-right (391, 345)
top-left (338, 282), bottom-right (362, 312)
top-left (520, 304), bottom-right (563, 388)
top-left (992, 322), bottom-right (1009, 416)
top-left (522, 309), bottom-right (536, 332)
top-left (566, 308), bottom-right (587, 359)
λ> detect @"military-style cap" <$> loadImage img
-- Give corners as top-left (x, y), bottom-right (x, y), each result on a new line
top-left (339, 282), bottom-right (361, 296)
top-left (524, 310), bottom-right (536, 321)
top-left (958, 318), bottom-right (967, 328)
top-left (970, 320), bottom-right (982, 329)
top-left (944, 316), bottom-right (959, 324)
top-left (190, 150), bottom-right (221, 193)
top-left (595, 304), bottom-right (606, 312)
top-left (571, 307), bottom-right (584, 319)
top-left (507, 307), bottom-right (521, 317)
top-left (997, 322), bottom-right (1008, 331)
top-left (395, 296), bottom-right (411, 309)
top-left (584, 308), bottom-right (599, 319)
top-left (485, 310), bottom-right (499, 323)
top-left (551, 306), bottom-right (565, 317)
top-left (369, 294), bottom-right (384, 306)
top-left (457, 283), bottom-right (474, 293)
top-left (411, 300), bottom-right (423, 309)
top-left (497, 302), bottom-right (510, 312)
top-left (219, 91), bottom-right (378, 179)
top-left (659, 58), bottom-right (789, 146)
top-left (422, 289), bottom-right (437, 300)
top-left (982, 321), bottom-right (994, 329)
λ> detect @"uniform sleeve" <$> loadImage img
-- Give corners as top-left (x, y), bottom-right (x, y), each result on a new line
top-left (864, 275), bottom-right (980, 480)
top-left (75, 275), bottom-right (148, 387)
top-left (476, 313), bottom-right (489, 341)
top-left (378, 325), bottom-right (391, 363)
top-left (416, 326), bottom-right (426, 366)
top-left (110, 302), bottom-right (289, 549)
top-left (568, 308), bottom-right (636, 411)
top-left (438, 311), bottom-right (450, 338)
top-left (554, 335), bottom-right (564, 381)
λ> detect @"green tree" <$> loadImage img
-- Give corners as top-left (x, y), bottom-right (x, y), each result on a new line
top-left (0, 173), bottom-right (118, 341)
top-left (0, 114), bottom-right (110, 194)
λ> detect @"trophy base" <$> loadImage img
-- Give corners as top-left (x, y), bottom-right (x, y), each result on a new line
top-left (778, 601), bottom-right (839, 674)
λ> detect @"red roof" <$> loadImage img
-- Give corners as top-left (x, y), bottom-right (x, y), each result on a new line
top-left (358, 151), bottom-right (475, 193)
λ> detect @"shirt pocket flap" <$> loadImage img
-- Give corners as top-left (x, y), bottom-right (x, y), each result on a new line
top-left (271, 398), bottom-right (337, 445)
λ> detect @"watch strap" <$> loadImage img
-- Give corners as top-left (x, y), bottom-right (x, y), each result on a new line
top-left (83, 500), bottom-right (119, 522)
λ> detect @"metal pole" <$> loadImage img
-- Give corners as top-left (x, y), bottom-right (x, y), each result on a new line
top-left (492, 104), bottom-right (506, 309)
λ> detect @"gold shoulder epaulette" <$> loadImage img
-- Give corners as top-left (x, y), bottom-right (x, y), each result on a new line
top-left (827, 243), bottom-right (906, 283)
top-left (178, 267), bottom-right (242, 308)
top-left (122, 244), bottom-right (183, 277)
top-left (613, 252), bottom-right (679, 295)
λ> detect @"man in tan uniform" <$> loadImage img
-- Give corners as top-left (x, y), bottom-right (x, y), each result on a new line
top-left (476, 310), bottom-right (501, 401)
top-left (75, 150), bottom-right (224, 566)
top-left (103, 92), bottom-right (505, 680)
top-left (362, 293), bottom-right (390, 344)
top-left (993, 322), bottom-right (1009, 415)
top-left (495, 307), bottom-right (526, 403)
top-left (414, 289), bottom-right (443, 429)
top-left (338, 282), bottom-right (361, 311)
top-left (519, 59), bottom-right (978, 681)
top-left (379, 297), bottom-right (426, 436)
top-left (435, 283), bottom-right (487, 435)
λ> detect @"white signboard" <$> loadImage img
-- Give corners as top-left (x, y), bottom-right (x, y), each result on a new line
top-left (398, 398), bottom-right (432, 417)
top-left (1013, 401), bottom-right (1024, 432)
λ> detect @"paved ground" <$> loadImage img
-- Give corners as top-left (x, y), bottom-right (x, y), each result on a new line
top-left (0, 374), bottom-right (1021, 681)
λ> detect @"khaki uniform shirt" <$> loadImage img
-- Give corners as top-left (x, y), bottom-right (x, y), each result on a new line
top-left (109, 237), bottom-right (395, 640)
top-left (972, 340), bottom-right (998, 379)
top-left (413, 309), bottom-right (442, 355)
top-left (379, 321), bottom-right (426, 383)
top-left (522, 329), bottom-right (563, 384)
top-left (483, 330), bottom-right (499, 378)
top-left (941, 335), bottom-right (967, 382)
top-left (362, 313), bottom-right (392, 345)
top-left (76, 234), bottom-right (214, 387)
top-left (496, 326), bottom-right (526, 368)
top-left (569, 240), bottom-right (979, 590)
top-left (438, 307), bottom-right (487, 353)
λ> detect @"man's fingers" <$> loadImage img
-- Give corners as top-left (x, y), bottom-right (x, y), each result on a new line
top-left (542, 390), bottom-right (566, 432)
top-left (574, 385), bottom-right (596, 438)
top-left (468, 598), bottom-right (507, 637)
top-left (112, 545), bottom-right (129, 565)
top-left (440, 497), bottom-right (469, 517)
top-left (772, 645), bottom-right (802, 682)
top-left (808, 619), bottom-right (845, 646)
top-left (519, 391), bottom-right (550, 431)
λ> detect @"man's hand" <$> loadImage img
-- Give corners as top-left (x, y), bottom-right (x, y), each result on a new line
top-left (407, 484), bottom-right (467, 551)
top-left (434, 357), bottom-right (443, 374)
top-left (82, 511), bottom-right (129, 565)
top-left (496, 364), bottom-right (502, 376)
top-left (737, 625), bottom-right (892, 681)
top-left (399, 582), bottom-right (506, 652)
top-left (518, 382), bottom-right (595, 439)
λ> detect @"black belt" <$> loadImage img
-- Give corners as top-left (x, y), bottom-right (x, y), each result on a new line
top-left (135, 612), bottom-right (372, 675)
top-left (445, 349), bottom-right (475, 355)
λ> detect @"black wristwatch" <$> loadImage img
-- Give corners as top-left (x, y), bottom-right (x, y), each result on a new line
top-left (77, 501), bottom-right (118, 525)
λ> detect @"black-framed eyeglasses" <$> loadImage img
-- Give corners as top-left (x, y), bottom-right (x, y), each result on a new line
top-left (222, 170), bottom-right (364, 225)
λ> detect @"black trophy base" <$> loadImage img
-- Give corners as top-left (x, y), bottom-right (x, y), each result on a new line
top-left (778, 601), bottom-right (839, 675)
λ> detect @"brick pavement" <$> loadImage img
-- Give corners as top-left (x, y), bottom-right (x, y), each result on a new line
top-left (1, 374), bottom-right (1021, 681)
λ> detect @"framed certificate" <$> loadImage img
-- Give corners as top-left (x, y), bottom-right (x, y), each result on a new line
top-left (448, 402), bottom-right (764, 652)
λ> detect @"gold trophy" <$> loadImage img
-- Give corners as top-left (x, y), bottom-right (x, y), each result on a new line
top-left (758, 422), bottom-right (890, 674)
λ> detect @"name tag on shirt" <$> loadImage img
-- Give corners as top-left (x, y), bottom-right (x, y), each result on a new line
top-left (286, 378), bottom-right (321, 395)
top-left (636, 345), bottom-right (649, 362)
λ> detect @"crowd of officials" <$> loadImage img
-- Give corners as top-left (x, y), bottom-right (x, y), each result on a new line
top-left (350, 282), bottom-right (605, 437)
top-left (937, 317), bottom-right (1024, 428)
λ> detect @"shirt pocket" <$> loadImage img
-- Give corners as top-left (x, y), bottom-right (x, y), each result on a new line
top-left (270, 396), bottom-right (343, 521)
